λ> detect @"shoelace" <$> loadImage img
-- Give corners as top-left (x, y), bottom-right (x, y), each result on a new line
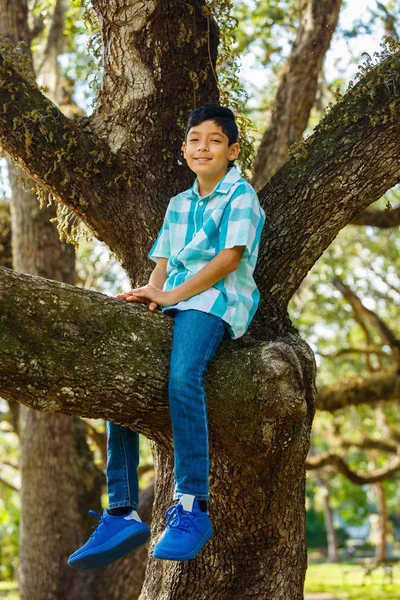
top-left (164, 504), bottom-right (194, 533)
top-left (88, 510), bottom-right (105, 538)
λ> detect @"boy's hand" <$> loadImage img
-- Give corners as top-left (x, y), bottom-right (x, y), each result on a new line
top-left (116, 286), bottom-right (158, 312)
top-left (116, 284), bottom-right (173, 311)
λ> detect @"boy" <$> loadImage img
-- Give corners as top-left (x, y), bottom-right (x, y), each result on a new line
top-left (68, 103), bottom-right (265, 569)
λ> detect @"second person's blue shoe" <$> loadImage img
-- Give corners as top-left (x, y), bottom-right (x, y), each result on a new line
top-left (153, 494), bottom-right (212, 561)
top-left (68, 508), bottom-right (150, 570)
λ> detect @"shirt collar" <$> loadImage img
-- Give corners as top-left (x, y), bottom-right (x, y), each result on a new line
top-left (190, 165), bottom-right (242, 199)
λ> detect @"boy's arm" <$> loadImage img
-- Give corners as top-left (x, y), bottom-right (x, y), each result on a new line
top-left (118, 247), bottom-right (244, 307)
top-left (166, 246), bottom-right (244, 305)
top-left (148, 257), bottom-right (168, 289)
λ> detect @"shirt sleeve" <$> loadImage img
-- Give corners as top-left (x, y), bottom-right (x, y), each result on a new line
top-left (147, 201), bottom-right (172, 263)
top-left (218, 187), bottom-right (265, 256)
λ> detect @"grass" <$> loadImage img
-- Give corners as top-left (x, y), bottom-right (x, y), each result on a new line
top-left (305, 561), bottom-right (400, 600)
top-left (0, 582), bottom-right (19, 600)
top-left (1, 562), bottom-right (400, 599)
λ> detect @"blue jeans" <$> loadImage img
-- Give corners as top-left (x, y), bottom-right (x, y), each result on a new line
top-left (106, 309), bottom-right (229, 508)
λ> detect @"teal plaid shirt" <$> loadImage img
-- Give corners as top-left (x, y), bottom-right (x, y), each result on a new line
top-left (148, 166), bottom-right (265, 339)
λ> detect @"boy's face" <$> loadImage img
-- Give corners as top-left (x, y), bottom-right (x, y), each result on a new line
top-left (181, 120), bottom-right (240, 178)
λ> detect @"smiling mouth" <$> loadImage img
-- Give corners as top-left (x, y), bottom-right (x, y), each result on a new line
top-left (195, 158), bottom-right (212, 161)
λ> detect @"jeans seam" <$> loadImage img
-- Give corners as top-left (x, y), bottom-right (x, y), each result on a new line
top-left (120, 427), bottom-right (132, 506)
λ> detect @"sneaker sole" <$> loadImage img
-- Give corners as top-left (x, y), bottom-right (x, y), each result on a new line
top-left (153, 527), bottom-right (212, 561)
top-left (68, 529), bottom-right (151, 570)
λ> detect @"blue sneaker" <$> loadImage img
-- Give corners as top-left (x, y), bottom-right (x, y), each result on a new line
top-left (68, 508), bottom-right (150, 570)
top-left (153, 494), bottom-right (212, 561)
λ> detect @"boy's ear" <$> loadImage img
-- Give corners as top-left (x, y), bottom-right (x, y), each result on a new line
top-left (229, 142), bottom-right (240, 160)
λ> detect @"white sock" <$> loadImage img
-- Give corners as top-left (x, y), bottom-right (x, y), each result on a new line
top-left (123, 509), bottom-right (142, 522)
top-left (180, 494), bottom-right (195, 512)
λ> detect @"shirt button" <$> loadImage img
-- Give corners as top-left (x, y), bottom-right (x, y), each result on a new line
top-left (199, 201), bottom-right (204, 206)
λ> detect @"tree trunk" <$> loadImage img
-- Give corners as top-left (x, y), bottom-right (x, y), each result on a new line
top-left (375, 482), bottom-right (388, 561)
top-left (18, 412), bottom-right (103, 599)
top-left (320, 480), bottom-right (338, 562)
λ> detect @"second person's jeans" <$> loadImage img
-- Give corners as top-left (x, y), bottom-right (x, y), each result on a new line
top-left (106, 308), bottom-right (229, 508)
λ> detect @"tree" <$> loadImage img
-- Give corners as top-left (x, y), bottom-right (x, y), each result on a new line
top-left (1, 1), bottom-right (400, 598)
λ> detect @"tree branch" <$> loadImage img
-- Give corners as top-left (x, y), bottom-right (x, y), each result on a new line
top-left (251, 0), bottom-right (342, 190)
top-left (306, 450), bottom-right (400, 484)
top-left (0, 266), bottom-right (310, 452)
top-left (341, 437), bottom-right (398, 454)
top-left (0, 49), bottom-right (132, 250)
top-left (317, 346), bottom-right (390, 359)
top-left (316, 367), bottom-right (399, 412)
top-left (351, 204), bottom-right (400, 227)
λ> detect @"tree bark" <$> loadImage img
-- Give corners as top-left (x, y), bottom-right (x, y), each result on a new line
top-left (251, 0), bottom-right (342, 191)
top-left (0, 200), bottom-right (12, 268)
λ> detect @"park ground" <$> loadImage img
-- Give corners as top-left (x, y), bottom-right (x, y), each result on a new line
top-left (0, 561), bottom-right (400, 599)
top-left (305, 561), bottom-right (400, 600)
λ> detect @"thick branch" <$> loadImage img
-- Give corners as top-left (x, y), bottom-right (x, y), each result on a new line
top-left (341, 437), bottom-right (398, 454)
top-left (306, 451), bottom-right (400, 484)
top-left (316, 367), bottom-right (399, 412)
top-left (351, 204), bottom-right (400, 227)
top-left (0, 266), bottom-right (310, 453)
top-left (0, 50), bottom-right (131, 250)
top-left (254, 49), bottom-right (400, 330)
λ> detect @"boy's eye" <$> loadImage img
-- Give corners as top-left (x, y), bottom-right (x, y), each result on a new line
top-left (188, 138), bottom-right (220, 142)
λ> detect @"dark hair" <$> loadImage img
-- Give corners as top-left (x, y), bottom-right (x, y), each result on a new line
top-left (184, 103), bottom-right (239, 168)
